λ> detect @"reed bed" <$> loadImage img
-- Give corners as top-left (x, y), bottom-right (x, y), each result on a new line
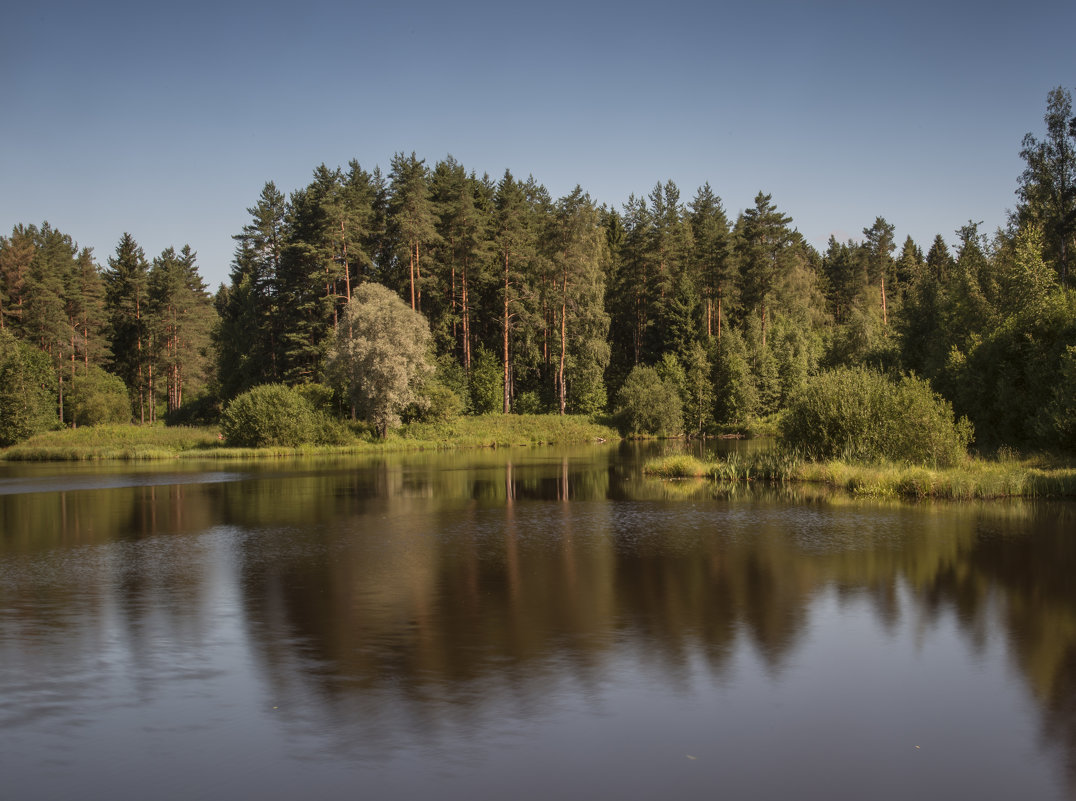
top-left (644, 450), bottom-right (1076, 500)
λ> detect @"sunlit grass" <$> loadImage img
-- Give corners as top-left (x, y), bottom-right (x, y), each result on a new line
top-left (643, 450), bottom-right (1076, 500)
top-left (1, 415), bottom-right (619, 462)
top-left (643, 454), bottom-right (710, 478)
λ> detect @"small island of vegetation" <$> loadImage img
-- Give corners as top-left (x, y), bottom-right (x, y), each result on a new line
top-left (1, 87), bottom-right (1074, 495)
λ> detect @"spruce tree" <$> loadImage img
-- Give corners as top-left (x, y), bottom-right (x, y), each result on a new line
top-left (104, 233), bottom-right (151, 421)
top-left (1015, 86), bottom-right (1075, 286)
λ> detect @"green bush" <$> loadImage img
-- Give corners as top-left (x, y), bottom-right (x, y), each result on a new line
top-left (0, 330), bottom-right (56, 446)
top-left (468, 346), bottom-right (502, 414)
top-left (403, 377), bottom-right (462, 423)
top-left (65, 366), bottom-right (130, 427)
top-left (616, 364), bottom-right (683, 436)
top-left (512, 390), bottom-right (544, 415)
top-left (164, 393), bottom-right (221, 426)
top-left (221, 384), bottom-right (319, 447)
top-left (779, 366), bottom-right (973, 467)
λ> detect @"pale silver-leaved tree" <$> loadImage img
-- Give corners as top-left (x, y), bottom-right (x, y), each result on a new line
top-left (329, 283), bottom-right (433, 438)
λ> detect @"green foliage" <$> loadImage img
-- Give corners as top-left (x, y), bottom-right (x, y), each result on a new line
top-left (780, 366), bottom-right (973, 467)
top-left (104, 233), bottom-right (151, 421)
top-left (295, 382), bottom-right (336, 414)
top-left (221, 383), bottom-right (318, 447)
top-left (616, 364), bottom-right (683, 436)
top-left (948, 290), bottom-right (1076, 450)
top-left (680, 342), bottom-right (715, 436)
top-left (0, 329), bottom-right (56, 446)
top-left (1015, 87), bottom-right (1076, 286)
top-left (712, 328), bottom-right (758, 425)
top-left (511, 390), bottom-right (544, 415)
top-left (328, 282), bottom-right (434, 438)
top-left (404, 377), bottom-right (462, 423)
top-left (164, 393), bottom-right (221, 427)
top-left (66, 366), bottom-right (130, 427)
top-left (468, 346), bottom-right (502, 415)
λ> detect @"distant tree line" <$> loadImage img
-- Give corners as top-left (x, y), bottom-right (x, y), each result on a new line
top-left (1, 87), bottom-right (1074, 450)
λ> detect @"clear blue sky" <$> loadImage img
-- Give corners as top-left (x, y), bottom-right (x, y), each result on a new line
top-left (2, 0), bottom-right (1072, 288)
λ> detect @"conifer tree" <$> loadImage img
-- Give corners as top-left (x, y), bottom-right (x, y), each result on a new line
top-left (430, 157), bottom-right (492, 366)
top-left (149, 246), bottom-right (215, 415)
top-left (493, 170), bottom-right (537, 412)
top-left (550, 187), bottom-right (609, 414)
top-left (388, 152), bottom-right (440, 311)
top-left (217, 182), bottom-right (286, 398)
top-left (1015, 86), bottom-right (1075, 285)
top-left (0, 225), bottom-right (36, 333)
top-left (689, 183), bottom-right (736, 340)
top-left (104, 233), bottom-right (151, 421)
top-left (736, 192), bottom-right (795, 349)
top-left (862, 217), bottom-right (896, 326)
top-left (63, 246), bottom-right (107, 378)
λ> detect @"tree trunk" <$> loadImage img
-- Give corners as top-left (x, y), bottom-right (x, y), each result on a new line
top-left (503, 252), bottom-right (511, 414)
top-left (409, 241), bottom-right (416, 310)
top-left (462, 264), bottom-right (471, 370)
top-left (415, 242), bottom-right (422, 312)
top-left (881, 277), bottom-right (888, 327)
top-left (341, 219), bottom-right (351, 304)
top-left (558, 269), bottom-right (567, 415)
top-left (717, 291), bottom-right (723, 343)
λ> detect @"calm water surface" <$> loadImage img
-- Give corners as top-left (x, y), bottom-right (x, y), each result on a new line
top-left (1, 442), bottom-right (1075, 800)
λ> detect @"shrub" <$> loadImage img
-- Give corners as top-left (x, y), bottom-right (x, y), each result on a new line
top-left (164, 393), bottom-right (221, 426)
top-left (65, 366), bottom-right (130, 427)
top-left (616, 365), bottom-right (683, 436)
top-left (403, 377), bottom-right (462, 423)
top-left (779, 366), bottom-right (972, 467)
top-left (0, 330), bottom-right (56, 446)
top-left (468, 346), bottom-right (502, 414)
top-left (512, 390), bottom-right (544, 415)
top-left (221, 384), bottom-right (318, 447)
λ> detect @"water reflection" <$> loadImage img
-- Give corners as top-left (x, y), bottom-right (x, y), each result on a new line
top-left (1, 448), bottom-right (1075, 799)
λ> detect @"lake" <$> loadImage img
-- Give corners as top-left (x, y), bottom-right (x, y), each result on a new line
top-left (2, 442), bottom-right (1075, 800)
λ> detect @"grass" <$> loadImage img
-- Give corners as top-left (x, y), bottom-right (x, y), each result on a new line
top-left (644, 450), bottom-right (1076, 500)
top-left (0, 415), bottom-right (619, 462)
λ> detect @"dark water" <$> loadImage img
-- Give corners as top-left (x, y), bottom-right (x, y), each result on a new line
top-left (2, 442), bottom-right (1075, 800)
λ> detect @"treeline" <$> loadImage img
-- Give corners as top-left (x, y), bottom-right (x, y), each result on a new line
top-left (0, 225), bottom-right (215, 441)
top-left (1, 87), bottom-right (1074, 451)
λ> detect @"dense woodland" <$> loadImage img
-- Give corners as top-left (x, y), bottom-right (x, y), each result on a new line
top-left (1, 87), bottom-right (1074, 451)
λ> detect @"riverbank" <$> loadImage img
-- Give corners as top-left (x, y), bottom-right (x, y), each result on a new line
top-left (644, 452), bottom-right (1076, 500)
top-left (0, 415), bottom-right (619, 461)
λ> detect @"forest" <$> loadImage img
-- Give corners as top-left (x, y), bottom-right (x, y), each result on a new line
top-left (1, 87), bottom-right (1074, 454)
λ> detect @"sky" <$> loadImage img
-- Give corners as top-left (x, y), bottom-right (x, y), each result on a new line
top-left (2, 0), bottom-right (1073, 289)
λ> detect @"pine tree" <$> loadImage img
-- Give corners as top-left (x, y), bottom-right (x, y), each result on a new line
top-left (689, 183), bottom-right (736, 340)
top-left (862, 216), bottom-right (896, 326)
top-left (736, 192), bottom-right (795, 349)
top-left (493, 170), bottom-right (537, 413)
top-left (388, 152), bottom-right (440, 311)
top-left (217, 182), bottom-right (286, 398)
top-left (64, 246), bottom-right (107, 376)
top-left (1015, 86), bottom-right (1076, 286)
top-left (0, 225), bottom-right (36, 333)
top-left (430, 157), bottom-right (492, 366)
top-left (104, 233), bottom-right (151, 421)
top-left (149, 246), bottom-right (215, 415)
top-left (550, 187), bottom-right (609, 414)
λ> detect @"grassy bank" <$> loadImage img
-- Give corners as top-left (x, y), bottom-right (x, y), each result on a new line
top-left (0, 415), bottom-right (619, 462)
top-left (644, 452), bottom-right (1076, 500)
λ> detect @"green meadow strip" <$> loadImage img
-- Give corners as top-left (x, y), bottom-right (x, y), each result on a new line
top-left (644, 452), bottom-right (1076, 500)
top-left (1, 416), bottom-right (619, 462)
